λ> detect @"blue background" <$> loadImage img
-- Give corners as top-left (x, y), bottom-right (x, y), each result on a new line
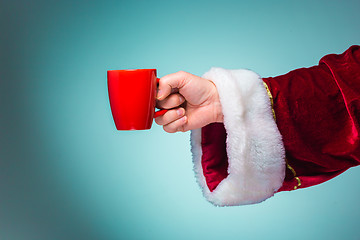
top-left (1, 0), bottom-right (360, 239)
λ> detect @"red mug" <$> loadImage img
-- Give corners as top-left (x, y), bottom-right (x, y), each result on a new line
top-left (107, 69), bottom-right (167, 130)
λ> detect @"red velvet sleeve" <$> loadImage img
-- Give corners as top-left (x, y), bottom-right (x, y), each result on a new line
top-left (263, 45), bottom-right (360, 191)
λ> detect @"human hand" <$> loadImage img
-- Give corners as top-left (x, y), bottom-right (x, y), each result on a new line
top-left (155, 71), bottom-right (223, 133)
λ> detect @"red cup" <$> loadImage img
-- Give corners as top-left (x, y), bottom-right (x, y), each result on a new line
top-left (107, 69), bottom-right (167, 130)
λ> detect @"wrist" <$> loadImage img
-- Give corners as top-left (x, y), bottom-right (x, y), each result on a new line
top-left (209, 80), bottom-right (224, 123)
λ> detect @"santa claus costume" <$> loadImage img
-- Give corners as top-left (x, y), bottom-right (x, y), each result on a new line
top-left (191, 45), bottom-right (360, 206)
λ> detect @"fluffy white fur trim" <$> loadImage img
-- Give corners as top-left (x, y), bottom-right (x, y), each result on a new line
top-left (191, 67), bottom-right (285, 206)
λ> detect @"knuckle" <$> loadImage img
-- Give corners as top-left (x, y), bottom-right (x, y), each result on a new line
top-left (161, 78), bottom-right (170, 85)
top-left (180, 125), bottom-right (187, 132)
top-left (177, 71), bottom-right (188, 78)
top-left (164, 126), bottom-right (175, 133)
top-left (177, 126), bottom-right (184, 132)
top-left (178, 122), bottom-right (187, 132)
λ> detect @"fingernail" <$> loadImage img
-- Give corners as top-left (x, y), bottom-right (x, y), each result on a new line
top-left (157, 90), bottom-right (163, 100)
top-left (179, 95), bottom-right (185, 103)
top-left (177, 108), bottom-right (183, 116)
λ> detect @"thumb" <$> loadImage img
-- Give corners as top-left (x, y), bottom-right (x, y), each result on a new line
top-left (157, 71), bottom-right (189, 100)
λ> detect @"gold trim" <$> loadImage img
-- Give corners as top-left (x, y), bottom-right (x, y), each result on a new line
top-left (263, 82), bottom-right (301, 190)
top-left (284, 162), bottom-right (302, 190)
top-left (263, 82), bottom-right (276, 121)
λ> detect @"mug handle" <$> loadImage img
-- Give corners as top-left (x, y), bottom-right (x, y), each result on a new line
top-left (154, 78), bottom-right (168, 118)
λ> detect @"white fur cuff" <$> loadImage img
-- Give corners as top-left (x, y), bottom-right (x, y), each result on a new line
top-left (191, 67), bottom-right (285, 206)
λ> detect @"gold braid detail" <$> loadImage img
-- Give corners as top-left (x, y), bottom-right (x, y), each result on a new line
top-left (263, 82), bottom-right (301, 190)
top-left (263, 82), bottom-right (276, 121)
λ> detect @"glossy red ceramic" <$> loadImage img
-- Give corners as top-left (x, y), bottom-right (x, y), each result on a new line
top-left (107, 69), bottom-right (166, 130)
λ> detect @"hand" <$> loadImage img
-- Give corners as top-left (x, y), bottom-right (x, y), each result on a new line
top-left (155, 71), bottom-right (223, 133)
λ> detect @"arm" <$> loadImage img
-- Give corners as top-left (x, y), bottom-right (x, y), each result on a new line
top-left (264, 45), bottom-right (360, 191)
top-left (156, 45), bottom-right (360, 206)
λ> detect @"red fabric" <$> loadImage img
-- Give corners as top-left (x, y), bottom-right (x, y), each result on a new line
top-left (201, 123), bottom-right (229, 192)
top-left (263, 45), bottom-right (360, 191)
top-left (200, 45), bottom-right (360, 193)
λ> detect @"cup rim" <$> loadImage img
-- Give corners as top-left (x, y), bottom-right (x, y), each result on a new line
top-left (107, 69), bottom-right (156, 73)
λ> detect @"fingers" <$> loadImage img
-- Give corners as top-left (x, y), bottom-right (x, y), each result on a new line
top-left (156, 93), bottom-right (185, 109)
top-left (155, 107), bottom-right (185, 125)
top-left (154, 107), bottom-right (188, 133)
top-left (163, 115), bottom-right (188, 133)
top-left (157, 71), bottom-right (190, 100)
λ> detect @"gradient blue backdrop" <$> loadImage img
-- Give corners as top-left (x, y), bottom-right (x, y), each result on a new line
top-left (1, 0), bottom-right (360, 239)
